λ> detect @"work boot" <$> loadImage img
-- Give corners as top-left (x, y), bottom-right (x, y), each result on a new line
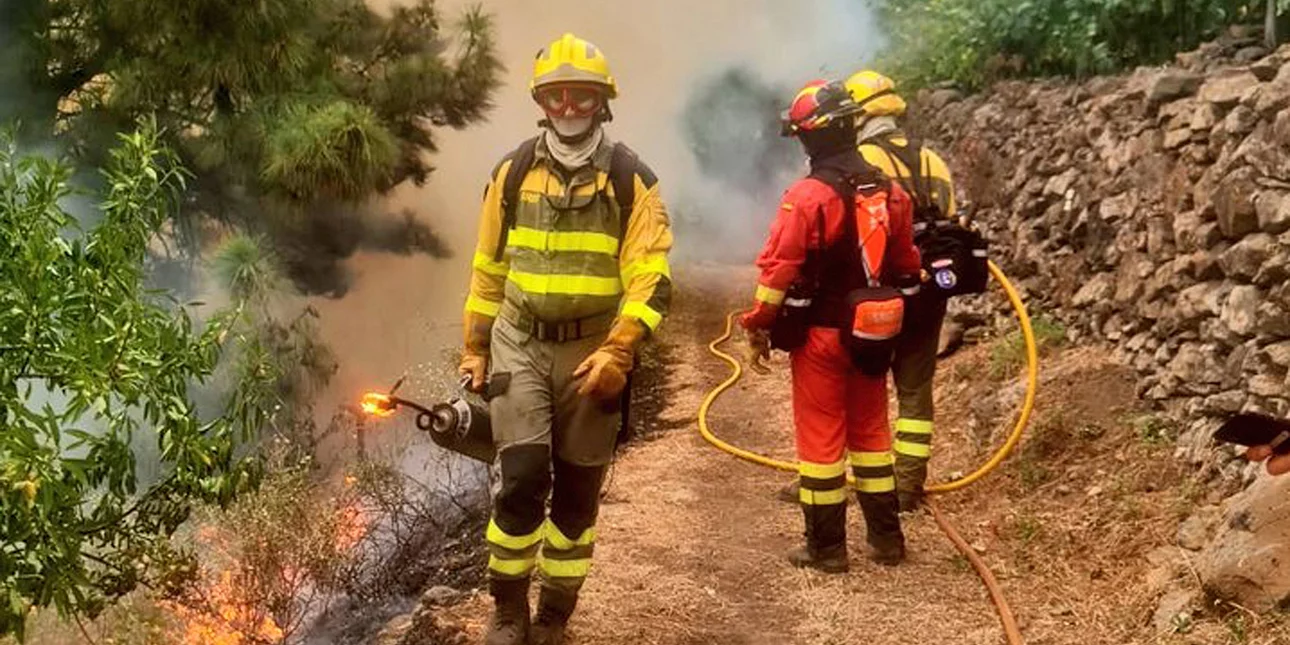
top-left (857, 491), bottom-right (906, 567)
top-left (529, 586), bottom-right (578, 645)
top-left (485, 580), bottom-right (530, 645)
top-left (897, 489), bottom-right (924, 514)
top-left (795, 499), bottom-right (848, 572)
top-left (868, 534), bottom-right (907, 566)
top-left (786, 543), bottom-right (850, 573)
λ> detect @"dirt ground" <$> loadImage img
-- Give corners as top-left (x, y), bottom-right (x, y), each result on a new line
top-left (438, 264), bottom-right (1290, 645)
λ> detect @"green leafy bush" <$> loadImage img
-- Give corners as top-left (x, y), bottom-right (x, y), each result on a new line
top-left (874, 0), bottom-right (1269, 90)
top-left (0, 122), bottom-right (284, 639)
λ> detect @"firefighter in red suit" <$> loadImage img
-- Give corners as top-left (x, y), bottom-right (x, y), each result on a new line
top-left (742, 80), bottom-right (922, 571)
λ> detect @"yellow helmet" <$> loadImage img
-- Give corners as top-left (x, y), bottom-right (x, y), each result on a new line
top-left (531, 33), bottom-right (618, 99)
top-left (844, 70), bottom-right (907, 117)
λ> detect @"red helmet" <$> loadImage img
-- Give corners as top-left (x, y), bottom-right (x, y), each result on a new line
top-left (781, 79), bottom-right (863, 137)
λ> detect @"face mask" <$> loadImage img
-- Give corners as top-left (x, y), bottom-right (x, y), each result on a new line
top-left (550, 115), bottom-right (594, 139)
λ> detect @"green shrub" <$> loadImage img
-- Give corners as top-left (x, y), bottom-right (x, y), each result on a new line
top-left (988, 314), bottom-right (1066, 379)
top-left (873, 0), bottom-right (1268, 90)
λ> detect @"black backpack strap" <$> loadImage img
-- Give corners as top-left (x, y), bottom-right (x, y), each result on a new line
top-left (605, 143), bottom-right (654, 443)
top-left (608, 142), bottom-right (657, 256)
top-left (905, 136), bottom-right (935, 209)
top-left (493, 136), bottom-right (541, 263)
top-left (808, 165), bottom-right (860, 233)
top-left (807, 167), bottom-right (860, 282)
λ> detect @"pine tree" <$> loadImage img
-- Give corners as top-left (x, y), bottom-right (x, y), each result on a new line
top-left (2, 0), bottom-right (502, 288)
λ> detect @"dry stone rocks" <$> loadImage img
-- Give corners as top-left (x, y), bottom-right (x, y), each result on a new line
top-left (1213, 167), bottom-right (1260, 238)
top-left (912, 38), bottom-right (1290, 552)
top-left (1148, 71), bottom-right (1203, 103)
top-left (1198, 70), bottom-right (1260, 108)
top-left (1218, 233), bottom-right (1273, 279)
top-left (1220, 285), bottom-right (1261, 336)
top-left (1199, 474), bottom-right (1290, 612)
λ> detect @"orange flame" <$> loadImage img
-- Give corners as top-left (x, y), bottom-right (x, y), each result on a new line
top-left (168, 570), bottom-right (284, 645)
top-left (166, 476), bottom-right (376, 645)
top-left (360, 392), bottom-right (396, 417)
top-left (334, 502), bottom-right (369, 552)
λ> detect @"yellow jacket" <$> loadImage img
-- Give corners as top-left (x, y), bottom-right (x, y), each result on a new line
top-left (465, 137), bottom-right (673, 333)
top-left (859, 133), bottom-right (957, 221)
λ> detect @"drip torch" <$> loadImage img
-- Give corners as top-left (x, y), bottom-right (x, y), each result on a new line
top-left (360, 373), bottom-right (511, 464)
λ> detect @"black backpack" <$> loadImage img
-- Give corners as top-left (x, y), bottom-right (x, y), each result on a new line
top-left (865, 135), bottom-right (989, 297)
top-left (491, 137), bottom-right (652, 263)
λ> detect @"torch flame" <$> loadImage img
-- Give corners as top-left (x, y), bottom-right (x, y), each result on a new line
top-left (360, 392), bottom-right (396, 417)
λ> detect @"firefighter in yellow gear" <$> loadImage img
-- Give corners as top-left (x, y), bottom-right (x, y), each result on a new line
top-left (459, 33), bottom-right (673, 645)
top-left (847, 70), bottom-right (958, 512)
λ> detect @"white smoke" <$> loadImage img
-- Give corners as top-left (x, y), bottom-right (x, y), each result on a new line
top-left (418, 0), bottom-right (887, 258)
top-left (312, 0), bottom-right (886, 451)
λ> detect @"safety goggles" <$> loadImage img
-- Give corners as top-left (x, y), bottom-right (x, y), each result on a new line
top-left (535, 84), bottom-right (606, 119)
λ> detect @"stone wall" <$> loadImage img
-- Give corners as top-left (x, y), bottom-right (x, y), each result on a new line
top-left (915, 30), bottom-right (1290, 481)
top-left (912, 28), bottom-right (1290, 613)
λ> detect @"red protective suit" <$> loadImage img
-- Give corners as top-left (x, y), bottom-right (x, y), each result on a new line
top-left (742, 169), bottom-right (920, 554)
top-left (743, 174), bottom-right (919, 460)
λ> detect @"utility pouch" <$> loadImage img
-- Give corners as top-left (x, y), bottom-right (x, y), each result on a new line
top-left (845, 286), bottom-right (904, 376)
top-left (769, 284), bottom-right (813, 352)
top-left (484, 371), bottom-right (512, 401)
top-left (918, 223), bottom-right (989, 297)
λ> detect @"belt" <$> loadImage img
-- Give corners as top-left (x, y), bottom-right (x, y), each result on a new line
top-left (499, 301), bottom-right (615, 343)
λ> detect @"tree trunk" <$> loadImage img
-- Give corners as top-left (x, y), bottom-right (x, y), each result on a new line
top-left (1267, 0), bottom-right (1278, 49)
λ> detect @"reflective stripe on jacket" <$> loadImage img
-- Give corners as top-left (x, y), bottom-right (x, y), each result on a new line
top-left (466, 137), bottom-right (673, 331)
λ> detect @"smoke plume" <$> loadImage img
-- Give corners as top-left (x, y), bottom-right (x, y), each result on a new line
top-left (316, 0), bottom-right (887, 446)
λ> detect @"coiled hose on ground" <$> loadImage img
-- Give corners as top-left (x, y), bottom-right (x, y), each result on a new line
top-left (696, 261), bottom-right (1038, 645)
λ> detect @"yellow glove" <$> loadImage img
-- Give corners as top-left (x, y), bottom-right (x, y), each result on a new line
top-left (575, 317), bottom-right (646, 401)
top-left (459, 310), bottom-right (494, 393)
top-left (744, 326), bottom-right (771, 375)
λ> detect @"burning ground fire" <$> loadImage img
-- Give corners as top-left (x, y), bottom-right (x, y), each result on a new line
top-left (169, 570), bottom-right (286, 645)
top-left (335, 486), bottom-right (370, 552)
top-left (165, 473), bottom-right (374, 644)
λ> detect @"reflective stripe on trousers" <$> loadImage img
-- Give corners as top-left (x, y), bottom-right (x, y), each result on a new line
top-left (893, 418), bottom-right (933, 459)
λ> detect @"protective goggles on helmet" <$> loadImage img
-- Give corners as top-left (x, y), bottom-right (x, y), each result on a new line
top-left (534, 84), bottom-right (606, 119)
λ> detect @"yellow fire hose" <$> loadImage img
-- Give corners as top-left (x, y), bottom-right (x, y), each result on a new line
top-left (697, 261), bottom-right (1037, 645)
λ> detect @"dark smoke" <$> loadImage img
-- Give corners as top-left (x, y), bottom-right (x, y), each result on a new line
top-left (671, 68), bottom-right (807, 262)
top-left (675, 66), bottom-right (802, 259)
top-left (683, 68), bottom-right (798, 196)
top-left (276, 207), bottom-right (453, 298)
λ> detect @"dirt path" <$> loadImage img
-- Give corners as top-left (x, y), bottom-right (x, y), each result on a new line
top-left (567, 265), bottom-right (1006, 645)
top-left (445, 265), bottom-right (1003, 644)
top-left (439, 264), bottom-right (1290, 645)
